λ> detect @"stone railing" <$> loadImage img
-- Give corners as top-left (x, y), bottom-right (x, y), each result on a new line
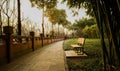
top-left (0, 35), bottom-right (63, 64)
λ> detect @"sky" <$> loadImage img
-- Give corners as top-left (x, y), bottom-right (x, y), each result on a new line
top-left (21, 0), bottom-right (42, 24)
top-left (20, 0), bottom-right (88, 34)
top-left (0, 0), bottom-right (88, 35)
top-left (20, 0), bottom-right (88, 25)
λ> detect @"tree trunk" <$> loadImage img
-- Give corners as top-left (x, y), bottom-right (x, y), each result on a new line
top-left (90, 0), bottom-right (107, 70)
top-left (58, 24), bottom-right (59, 37)
top-left (17, 0), bottom-right (21, 35)
top-left (52, 24), bottom-right (53, 36)
top-left (0, 10), bottom-right (2, 35)
top-left (42, 7), bottom-right (44, 37)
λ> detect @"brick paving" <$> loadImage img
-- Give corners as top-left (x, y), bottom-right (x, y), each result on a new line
top-left (0, 41), bottom-right (67, 71)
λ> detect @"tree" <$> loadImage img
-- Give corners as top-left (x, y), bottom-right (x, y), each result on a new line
top-left (0, 0), bottom-right (16, 26)
top-left (0, 0), bottom-right (18, 36)
top-left (62, 0), bottom-right (120, 71)
top-left (68, 18), bottom-right (95, 37)
top-left (45, 8), bottom-right (58, 37)
top-left (0, 0), bottom-right (4, 35)
top-left (73, 18), bottom-right (95, 30)
top-left (17, 0), bottom-right (21, 35)
top-left (30, 0), bottom-right (57, 46)
top-left (45, 8), bottom-right (70, 37)
top-left (30, 0), bottom-right (57, 36)
top-left (21, 18), bottom-right (38, 36)
top-left (0, 8), bottom-right (1, 35)
top-left (82, 24), bottom-right (99, 38)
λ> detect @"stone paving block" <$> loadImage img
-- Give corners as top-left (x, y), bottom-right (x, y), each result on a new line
top-left (0, 41), bottom-right (67, 71)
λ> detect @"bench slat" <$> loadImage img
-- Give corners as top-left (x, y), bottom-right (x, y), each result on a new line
top-left (71, 45), bottom-right (83, 48)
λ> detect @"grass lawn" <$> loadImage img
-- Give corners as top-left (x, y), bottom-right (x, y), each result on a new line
top-left (63, 38), bottom-right (103, 71)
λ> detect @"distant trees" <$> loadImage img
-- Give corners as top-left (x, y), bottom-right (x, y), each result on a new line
top-left (0, 0), bottom-right (4, 35)
top-left (69, 18), bottom-right (98, 38)
top-left (82, 24), bottom-right (99, 38)
top-left (0, 0), bottom-right (14, 26)
top-left (45, 8), bottom-right (70, 37)
top-left (0, 0), bottom-right (17, 35)
top-left (21, 17), bottom-right (35, 36)
top-left (73, 18), bottom-right (95, 29)
top-left (30, 0), bottom-right (57, 37)
top-left (0, 0), bottom-right (39, 36)
top-left (0, 0), bottom-right (22, 36)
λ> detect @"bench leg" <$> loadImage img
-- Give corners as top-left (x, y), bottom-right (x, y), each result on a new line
top-left (73, 48), bottom-right (79, 53)
top-left (78, 47), bottom-right (84, 55)
top-left (73, 47), bottom-right (84, 55)
top-left (81, 47), bottom-right (84, 54)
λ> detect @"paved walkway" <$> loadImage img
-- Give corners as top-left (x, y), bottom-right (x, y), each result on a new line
top-left (0, 41), bottom-right (67, 71)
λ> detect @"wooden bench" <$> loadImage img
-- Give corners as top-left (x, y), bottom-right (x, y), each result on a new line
top-left (71, 38), bottom-right (85, 54)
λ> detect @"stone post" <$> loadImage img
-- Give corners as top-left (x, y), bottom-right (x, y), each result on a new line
top-left (46, 34), bottom-right (49, 43)
top-left (3, 26), bottom-right (13, 63)
top-left (30, 31), bottom-right (35, 51)
top-left (40, 33), bottom-right (43, 47)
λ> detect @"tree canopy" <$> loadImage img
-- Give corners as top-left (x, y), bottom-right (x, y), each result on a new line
top-left (45, 7), bottom-right (70, 36)
top-left (45, 8), bottom-right (67, 25)
top-left (62, 0), bottom-right (93, 16)
top-left (30, 0), bottom-right (57, 9)
top-left (72, 18), bottom-right (95, 30)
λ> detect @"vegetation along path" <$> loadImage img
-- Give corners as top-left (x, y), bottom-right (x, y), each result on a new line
top-left (0, 41), bottom-right (67, 71)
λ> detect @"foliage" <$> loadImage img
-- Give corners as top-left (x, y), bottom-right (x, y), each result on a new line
top-left (45, 7), bottom-right (71, 27)
top-left (63, 38), bottom-right (103, 71)
top-left (62, 0), bottom-right (93, 16)
top-left (30, 0), bottom-right (57, 9)
top-left (45, 7), bottom-right (71, 36)
top-left (73, 18), bottom-right (95, 30)
top-left (68, 18), bottom-right (96, 37)
top-left (45, 8), bottom-right (67, 25)
top-left (69, 18), bottom-right (95, 31)
top-left (30, 0), bottom-right (57, 37)
top-left (82, 24), bottom-right (100, 38)
top-left (74, 28), bottom-right (83, 37)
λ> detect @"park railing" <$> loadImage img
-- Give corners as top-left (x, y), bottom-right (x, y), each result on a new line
top-left (0, 35), bottom-right (63, 65)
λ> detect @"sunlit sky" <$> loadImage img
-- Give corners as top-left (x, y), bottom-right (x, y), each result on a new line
top-left (20, 0), bottom-right (88, 24)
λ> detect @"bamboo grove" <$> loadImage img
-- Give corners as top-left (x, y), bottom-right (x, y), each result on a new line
top-left (63, 0), bottom-right (120, 71)
top-left (91, 0), bottom-right (120, 71)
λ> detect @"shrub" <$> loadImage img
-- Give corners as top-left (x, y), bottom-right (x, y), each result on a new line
top-left (82, 24), bottom-right (100, 38)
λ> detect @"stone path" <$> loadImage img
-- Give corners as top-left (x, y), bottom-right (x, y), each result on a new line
top-left (0, 41), bottom-right (67, 71)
